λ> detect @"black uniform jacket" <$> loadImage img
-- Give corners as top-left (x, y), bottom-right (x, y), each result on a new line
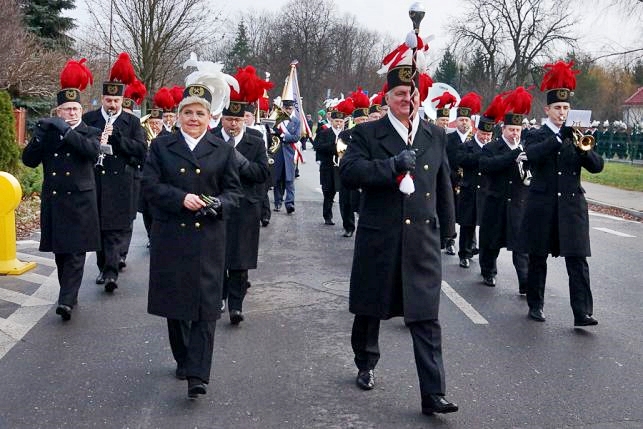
top-left (478, 137), bottom-right (528, 250)
top-left (520, 125), bottom-right (604, 257)
top-left (339, 117), bottom-right (455, 322)
top-left (82, 109), bottom-right (147, 230)
top-left (455, 138), bottom-right (484, 226)
top-left (142, 132), bottom-right (242, 321)
top-left (211, 129), bottom-right (269, 269)
top-left (22, 121), bottom-right (102, 253)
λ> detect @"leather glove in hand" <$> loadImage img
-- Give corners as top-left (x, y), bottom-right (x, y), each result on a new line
top-left (234, 149), bottom-right (250, 169)
top-left (515, 152), bottom-right (528, 163)
top-left (196, 195), bottom-right (223, 218)
top-left (393, 149), bottom-right (416, 173)
top-left (38, 117), bottom-right (71, 136)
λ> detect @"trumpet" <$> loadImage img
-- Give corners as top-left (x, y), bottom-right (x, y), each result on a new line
top-left (571, 127), bottom-right (595, 151)
top-left (333, 135), bottom-right (348, 167)
top-left (96, 111), bottom-right (115, 168)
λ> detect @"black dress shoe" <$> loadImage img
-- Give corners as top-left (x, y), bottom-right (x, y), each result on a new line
top-left (528, 308), bottom-right (546, 322)
top-left (55, 304), bottom-right (72, 321)
top-left (445, 244), bottom-right (456, 256)
top-left (519, 283), bottom-right (527, 295)
top-left (343, 230), bottom-right (354, 238)
top-left (95, 272), bottom-right (105, 285)
top-left (118, 258), bottom-right (126, 271)
top-left (574, 315), bottom-right (598, 326)
top-left (187, 377), bottom-right (207, 398)
top-left (285, 204), bottom-right (295, 214)
top-left (482, 276), bottom-right (496, 287)
top-left (261, 219), bottom-right (270, 227)
top-left (422, 394), bottom-right (459, 414)
top-left (175, 367), bottom-right (187, 380)
top-left (274, 205), bottom-right (281, 212)
top-left (230, 309), bottom-right (244, 325)
top-left (324, 219), bottom-right (335, 225)
top-left (459, 258), bottom-right (470, 268)
top-left (355, 369), bottom-right (375, 390)
top-left (146, 241), bottom-right (151, 248)
top-left (104, 278), bottom-right (118, 293)
top-left (471, 247), bottom-right (479, 256)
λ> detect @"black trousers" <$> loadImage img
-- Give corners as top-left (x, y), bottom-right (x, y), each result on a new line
top-left (167, 319), bottom-right (217, 383)
top-left (54, 252), bottom-right (86, 307)
top-left (479, 248), bottom-right (528, 288)
top-left (527, 255), bottom-right (593, 318)
top-left (222, 269), bottom-right (250, 312)
top-left (457, 225), bottom-right (477, 259)
top-left (96, 229), bottom-right (129, 279)
top-left (261, 186), bottom-right (271, 222)
top-left (142, 210), bottom-right (153, 240)
top-left (351, 315), bottom-right (446, 395)
top-left (120, 224), bottom-right (133, 260)
top-left (339, 185), bottom-right (358, 233)
top-left (322, 190), bottom-right (336, 222)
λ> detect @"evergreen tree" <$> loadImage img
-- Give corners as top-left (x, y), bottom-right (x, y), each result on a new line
top-left (225, 21), bottom-right (251, 73)
top-left (0, 91), bottom-right (21, 173)
top-left (433, 48), bottom-right (460, 89)
top-left (20, 0), bottom-right (76, 52)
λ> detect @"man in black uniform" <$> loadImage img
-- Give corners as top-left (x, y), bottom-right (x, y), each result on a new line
top-left (213, 72), bottom-right (270, 324)
top-left (478, 88), bottom-right (532, 290)
top-left (22, 59), bottom-right (102, 321)
top-left (83, 53), bottom-right (147, 293)
top-left (340, 52), bottom-right (458, 415)
top-left (445, 92), bottom-right (481, 255)
top-left (522, 61), bottom-right (604, 325)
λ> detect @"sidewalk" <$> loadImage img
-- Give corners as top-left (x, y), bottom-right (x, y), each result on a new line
top-left (582, 181), bottom-right (643, 220)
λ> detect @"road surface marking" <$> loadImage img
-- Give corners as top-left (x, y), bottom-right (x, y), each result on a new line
top-left (16, 252), bottom-right (57, 267)
top-left (592, 227), bottom-right (635, 238)
top-left (441, 281), bottom-right (489, 325)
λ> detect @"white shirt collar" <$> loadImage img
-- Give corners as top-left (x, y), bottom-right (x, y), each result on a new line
top-left (180, 130), bottom-right (207, 151)
top-left (101, 107), bottom-right (122, 123)
top-left (387, 112), bottom-right (420, 145)
top-left (502, 135), bottom-right (520, 150)
top-left (456, 129), bottom-right (469, 143)
top-left (544, 118), bottom-right (560, 134)
top-left (474, 135), bottom-right (485, 148)
top-left (221, 129), bottom-right (243, 146)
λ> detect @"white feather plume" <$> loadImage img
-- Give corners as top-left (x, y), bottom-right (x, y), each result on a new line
top-left (182, 52), bottom-right (239, 114)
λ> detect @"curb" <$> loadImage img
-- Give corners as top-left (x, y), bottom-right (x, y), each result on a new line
top-left (587, 198), bottom-right (643, 221)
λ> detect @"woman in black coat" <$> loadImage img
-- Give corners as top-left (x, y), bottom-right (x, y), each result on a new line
top-left (142, 84), bottom-right (242, 398)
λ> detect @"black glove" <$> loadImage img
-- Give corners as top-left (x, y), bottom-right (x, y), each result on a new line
top-left (234, 149), bottom-right (249, 169)
top-left (38, 117), bottom-right (71, 136)
top-left (559, 125), bottom-right (574, 140)
top-left (196, 195), bottom-right (222, 218)
top-left (393, 149), bottom-right (416, 173)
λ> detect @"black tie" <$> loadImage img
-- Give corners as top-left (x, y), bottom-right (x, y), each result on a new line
top-left (227, 136), bottom-right (235, 146)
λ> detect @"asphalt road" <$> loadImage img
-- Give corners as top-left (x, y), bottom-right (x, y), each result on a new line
top-left (1, 155), bottom-right (642, 428)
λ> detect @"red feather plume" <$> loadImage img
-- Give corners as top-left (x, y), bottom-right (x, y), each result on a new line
top-left (458, 92), bottom-right (483, 115)
top-left (232, 65), bottom-right (275, 103)
top-left (335, 98), bottom-right (355, 117)
top-left (418, 73), bottom-right (433, 103)
top-left (483, 95), bottom-right (506, 124)
top-left (503, 86), bottom-right (533, 115)
top-left (109, 52), bottom-right (136, 85)
top-left (153, 87), bottom-right (176, 111)
top-left (350, 87), bottom-right (370, 109)
top-left (259, 97), bottom-right (270, 112)
top-left (431, 92), bottom-right (457, 109)
top-left (170, 86), bottom-right (184, 106)
top-left (540, 60), bottom-right (579, 92)
top-left (60, 58), bottom-right (93, 91)
top-left (370, 91), bottom-right (384, 106)
top-left (123, 79), bottom-right (147, 105)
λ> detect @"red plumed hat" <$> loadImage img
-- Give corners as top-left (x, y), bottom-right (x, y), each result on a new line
top-left (259, 96), bottom-right (270, 112)
top-left (456, 92), bottom-right (482, 118)
top-left (123, 79), bottom-right (147, 105)
top-left (109, 52), bottom-right (136, 85)
top-left (170, 86), bottom-right (184, 106)
top-left (330, 98), bottom-right (354, 120)
top-left (503, 86), bottom-right (533, 125)
top-left (418, 73), bottom-right (433, 104)
top-left (57, 58), bottom-right (93, 106)
top-left (153, 87), bottom-right (176, 112)
top-left (350, 87), bottom-right (370, 118)
top-left (540, 60), bottom-right (579, 104)
top-left (482, 95), bottom-right (506, 124)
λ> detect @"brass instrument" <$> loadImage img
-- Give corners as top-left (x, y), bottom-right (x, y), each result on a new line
top-left (267, 135), bottom-right (281, 165)
top-left (140, 113), bottom-right (157, 145)
top-left (517, 140), bottom-right (532, 186)
top-left (333, 135), bottom-right (348, 167)
top-left (572, 127), bottom-right (595, 151)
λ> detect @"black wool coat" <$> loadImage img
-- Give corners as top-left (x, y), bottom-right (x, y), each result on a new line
top-left (82, 109), bottom-right (147, 230)
top-left (520, 126), bottom-right (604, 257)
top-left (22, 121), bottom-right (102, 254)
top-left (313, 126), bottom-right (343, 193)
top-left (455, 139), bottom-right (484, 226)
top-left (339, 117), bottom-right (455, 322)
top-left (142, 132), bottom-right (242, 321)
top-left (211, 129), bottom-right (269, 269)
top-left (478, 137), bottom-right (529, 251)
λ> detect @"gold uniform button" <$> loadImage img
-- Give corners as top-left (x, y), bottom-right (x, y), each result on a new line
top-left (557, 192), bottom-right (562, 197)
top-left (477, 185), bottom-right (481, 189)
top-left (54, 153), bottom-right (59, 157)
top-left (425, 219), bottom-right (431, 224)
top-left (507, 198), bottom-right (511, 202)
top-left (101, 170), bottom-right (106, 175)
top-left (478, 172), bottom-right (482, 176)
top-left (51, 172), bottom-right (56, 176)
top-left (180, 223), bottom-right (186, 228)
top-left (180, 168), bottom-right (186, 173)
top-left (508, 180), bottom-right (512, 184)
top-left (67, 191), bottom-right (71, 195)
top-left (195, 168), bottom-right (201, 174)
top-left (195, 222), bottom-right (201, 228)
top-left (425, 192), bottom-right (431, 198)
top-left (52, 191), bottom-right (57, 195)
top-left (114, 171), bottom-right (118, 175)
top-left (423, 165), bottom-right (429, 171)
top-left (65, 172), bottom-right (70, 176)
top-left (404, 219), bottom-right (411, 225)
top-left (66, 153), bottom-right (71, 157)
top-left (558, 171), bottom-right (562, 175)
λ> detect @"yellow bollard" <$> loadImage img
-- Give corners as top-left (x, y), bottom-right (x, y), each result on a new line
top-left (0, 171), bottom-right (37, 275)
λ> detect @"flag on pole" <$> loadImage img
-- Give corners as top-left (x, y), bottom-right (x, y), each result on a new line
top-left (283, 61), bottom-right (312, 139)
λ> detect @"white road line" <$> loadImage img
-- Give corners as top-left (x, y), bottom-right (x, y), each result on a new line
top-left (441, 281), bottom-right (489, 325)
top-left (16, 240), bottom-right (40, 246)
top-left (592, 227), bottom-right (636, 238)
top-left (0, 288), bottom-right (54, 307)
top-left (15, 252), bottom-right (57, 267)
top-left (15, 272), bottom-right (50, 284)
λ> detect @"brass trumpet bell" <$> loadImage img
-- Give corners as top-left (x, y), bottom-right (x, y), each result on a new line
top-left (572, 128), bottom-right (595, 152)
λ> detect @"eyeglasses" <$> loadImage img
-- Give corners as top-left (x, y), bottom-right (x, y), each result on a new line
top-left (58, 106), bottom-right (82, 113)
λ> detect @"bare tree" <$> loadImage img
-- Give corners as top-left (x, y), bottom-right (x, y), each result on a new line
top-left (79, 0), bottom-right (222, 107)
top-left (449, 0), bottom-right (577, 95)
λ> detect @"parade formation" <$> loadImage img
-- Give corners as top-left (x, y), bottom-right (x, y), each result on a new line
top-left (13, 1), bottom-right (623, 422)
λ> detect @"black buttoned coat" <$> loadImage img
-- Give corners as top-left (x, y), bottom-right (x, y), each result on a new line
top-left (520, 126), bottom-right (604, 257)
top-left (211, 129), bottom-right (269, 269)
top-left (455, 139), bottom-right (484, 226)
top-left (142, 132), bottom-right (242, 321)
top-left (339, 118), bottom-right (455, 322)
top-left (478, 138), bottom-right (528, 250)
top-left (22, 121), bottom-right (102, 254)
top-left (312, 127), bottom-right (341, 193)
top-left (82, 109), bottom-right (147, 230)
